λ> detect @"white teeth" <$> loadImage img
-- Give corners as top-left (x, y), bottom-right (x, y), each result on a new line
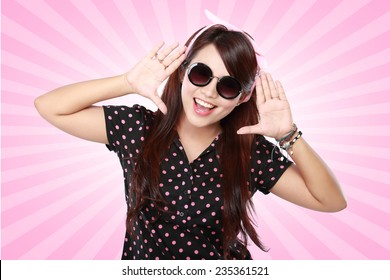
top-left (195, 98), bottom-right (215, 109)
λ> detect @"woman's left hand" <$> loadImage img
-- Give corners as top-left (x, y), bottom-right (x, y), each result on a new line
top-left (237, 72), bottom-right (294, 139)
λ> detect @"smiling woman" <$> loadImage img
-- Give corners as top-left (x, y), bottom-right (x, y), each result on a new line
top-left (2, 0), bottom-right (390, 265)
top-left (34, 14), bottom-right (346, 259)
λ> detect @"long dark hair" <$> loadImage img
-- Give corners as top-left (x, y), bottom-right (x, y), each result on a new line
top-left (128, 25), bottom-right (266, 259)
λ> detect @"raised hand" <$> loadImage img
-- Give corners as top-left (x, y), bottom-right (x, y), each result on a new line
top-left (125, 42), bottom-right (186, 114)
top-left (237, 72), bottom-right (294, 139)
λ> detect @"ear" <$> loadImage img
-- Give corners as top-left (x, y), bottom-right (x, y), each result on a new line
top-left (238, 73), bottom-right (258, 105)
top-left (179, 61), bottom-right (188, 82)
top-left (236, 90), bottom-right (253, 106)
top-left (179, 70), bottom-right (185, 83)
top-left (239, 92), bottom-right (253, 104)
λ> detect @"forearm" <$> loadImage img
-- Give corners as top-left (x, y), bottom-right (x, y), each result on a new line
top-left (288, 136), bottom-right (347, 211)
top-left (35, 74), bottom-right (132, 116)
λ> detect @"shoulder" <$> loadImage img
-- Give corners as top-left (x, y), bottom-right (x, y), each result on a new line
top-left (250, 135), bottom-right (292, 194)
top-left (103, 104), bottom-right (155, 123)
top-left (103, 104), bottom-right (156, 132)
top-left (103, 104), bottom-right (155, 153)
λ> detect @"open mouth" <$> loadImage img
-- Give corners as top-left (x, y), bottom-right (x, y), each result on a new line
top-left (194, 98), bottom-right (216, 111)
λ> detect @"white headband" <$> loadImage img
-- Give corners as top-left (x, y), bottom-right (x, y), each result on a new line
top-left (186, 9), bottom-right (268, 71)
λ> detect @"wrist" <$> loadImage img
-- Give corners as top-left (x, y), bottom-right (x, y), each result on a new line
top-left (276, 123), bottom-right (297, 142)
top-left (122, 73), bottom-right (136, 93)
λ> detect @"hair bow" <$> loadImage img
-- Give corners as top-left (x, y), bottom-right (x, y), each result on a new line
top-left (186, 9), bottom-right (268, 71)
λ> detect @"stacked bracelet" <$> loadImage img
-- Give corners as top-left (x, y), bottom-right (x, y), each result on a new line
top-left (275, 123), bottom-right (303, 156)
top-left (280, 131), bottom-right (303, 155)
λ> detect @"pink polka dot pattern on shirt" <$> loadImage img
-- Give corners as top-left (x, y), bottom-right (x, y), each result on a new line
top-left (103, 105), bottom-right (292, 260)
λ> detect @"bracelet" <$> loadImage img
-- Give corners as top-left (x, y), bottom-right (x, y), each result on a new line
top-left (276, 123), bottom-right (297, 143)
top-left (280, 131), bottom-right (302, 155)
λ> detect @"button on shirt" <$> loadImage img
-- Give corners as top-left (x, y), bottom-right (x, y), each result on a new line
top-left (104, 104), bottom-right (292, 260)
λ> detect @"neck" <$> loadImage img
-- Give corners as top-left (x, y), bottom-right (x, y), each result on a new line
top-left (176, 115), bottom-right (221, 141)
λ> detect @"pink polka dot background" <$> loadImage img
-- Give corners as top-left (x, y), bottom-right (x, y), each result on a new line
top-left (2, 0), bottom-right (390, 259)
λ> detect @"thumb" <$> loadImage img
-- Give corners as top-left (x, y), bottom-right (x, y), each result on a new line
top-left (237, 125), bottom-right (260, 135)
top-left (149, 93), bottom-right (168, 115)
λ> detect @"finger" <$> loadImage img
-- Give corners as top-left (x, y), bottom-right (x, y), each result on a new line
top-left (147, 41), bottom-right (165, 59)
top-left (162, 45), bottom-right (186, 68)
top-left (149, 93), bottom-right (168, 114)
top-left (261, 72), bottom-right (271, 101)
top-left (275, 80), bottom-right (287, 100)
top-left (237, 125), bottom-right (260, 135)
top-left (157, 42), bottom-right (180, 60)
top-left (165, 51), bottom-right (187, 75)
top-left (254, 75), bottom-right (265, 105)
top-left (266, 73), bottom-right (278, 99)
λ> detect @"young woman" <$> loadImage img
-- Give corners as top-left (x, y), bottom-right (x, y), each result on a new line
top-left (35, 24), bottom-right (346, 260)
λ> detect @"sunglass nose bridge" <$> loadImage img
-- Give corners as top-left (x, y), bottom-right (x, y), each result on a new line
top-left (187, 62), bottom-right (243, 99)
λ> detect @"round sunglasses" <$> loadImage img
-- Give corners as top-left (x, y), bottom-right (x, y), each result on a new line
top-left (187, 62), bottom-right (243, 99)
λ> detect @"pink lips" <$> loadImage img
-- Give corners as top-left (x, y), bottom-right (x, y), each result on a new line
top-left (193, 98), bottom-right (215, 116)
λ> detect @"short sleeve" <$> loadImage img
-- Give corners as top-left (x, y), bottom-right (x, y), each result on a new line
top-left (250, 135), bottom-right (293, 195)
top-left (103, 104), bottom-right (154, 155)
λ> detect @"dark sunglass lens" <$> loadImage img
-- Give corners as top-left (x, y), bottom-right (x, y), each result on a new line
top-left (217, 77), bottom-right (241, 99)
top-left (189, 64), bottom-right (211, 86)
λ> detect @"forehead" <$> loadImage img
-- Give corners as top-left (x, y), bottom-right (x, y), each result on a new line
top-left (190, 44), bottom-right (229, 75)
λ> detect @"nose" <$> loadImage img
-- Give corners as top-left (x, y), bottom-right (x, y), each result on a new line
top-left (201, 77), bottom-right (219, 99)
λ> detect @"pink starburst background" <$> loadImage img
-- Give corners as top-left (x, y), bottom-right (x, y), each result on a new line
top-left (2, 0), bottom-right (390, 259)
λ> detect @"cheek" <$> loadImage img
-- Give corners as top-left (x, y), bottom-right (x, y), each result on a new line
top-left (216, 101), bottom-right (239, 119)
top-left (219, 99), bottom-right (239, 112)
top-left (181, 79), bottom-right (189, 94)
top-left (181, 80), bottom-right (196, 100)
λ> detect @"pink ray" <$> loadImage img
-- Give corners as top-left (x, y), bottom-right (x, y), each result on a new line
top-left (271, 0), bottom-right (370, 69)
top-left (260, 0), bottom-right (318, 52)
top-left (21, 191), bottom-right (123, 259)
top-left (279, 7), bottom-right (390, 80)
top-left (328, 160), bottom-right (390, 185)
top-left (71, 205), bottom-right (125, 259)
top-left (67, 0), bottom-right (136, 63)
top-left (1, 149), bottom-right (111, 195)
top-left (12, 0), bottom-right (124, 72)
top-left (314, 142), bottom-right (390, 160)
top-left (286, 47), bottom-right (390, 93)
top-left (2, 172), bottom-right (119, 250)
top-left (112, 0), bottom-right (154, 50)
top-left (254, 203), bottom-right (314, 259)
top-left (149, 0), bottom-right (176, 43)
top-left (291, 77), bottom-right (390, 108)
top-left (1, 16), bottom-right (105, 77)
top-left (1, 142), bottom-right (93, 158)
top-left (2, 159), bottom-right (110, 211)
top-left (269, 198), bottom-right (368, 259)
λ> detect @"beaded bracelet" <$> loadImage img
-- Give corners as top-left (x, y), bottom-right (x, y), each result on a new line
top-left (280, 131), bottom-right (303, 155)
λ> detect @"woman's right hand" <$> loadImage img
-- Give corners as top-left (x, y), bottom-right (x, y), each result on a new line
top-left (125, 42), bottom-right (187, 114)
